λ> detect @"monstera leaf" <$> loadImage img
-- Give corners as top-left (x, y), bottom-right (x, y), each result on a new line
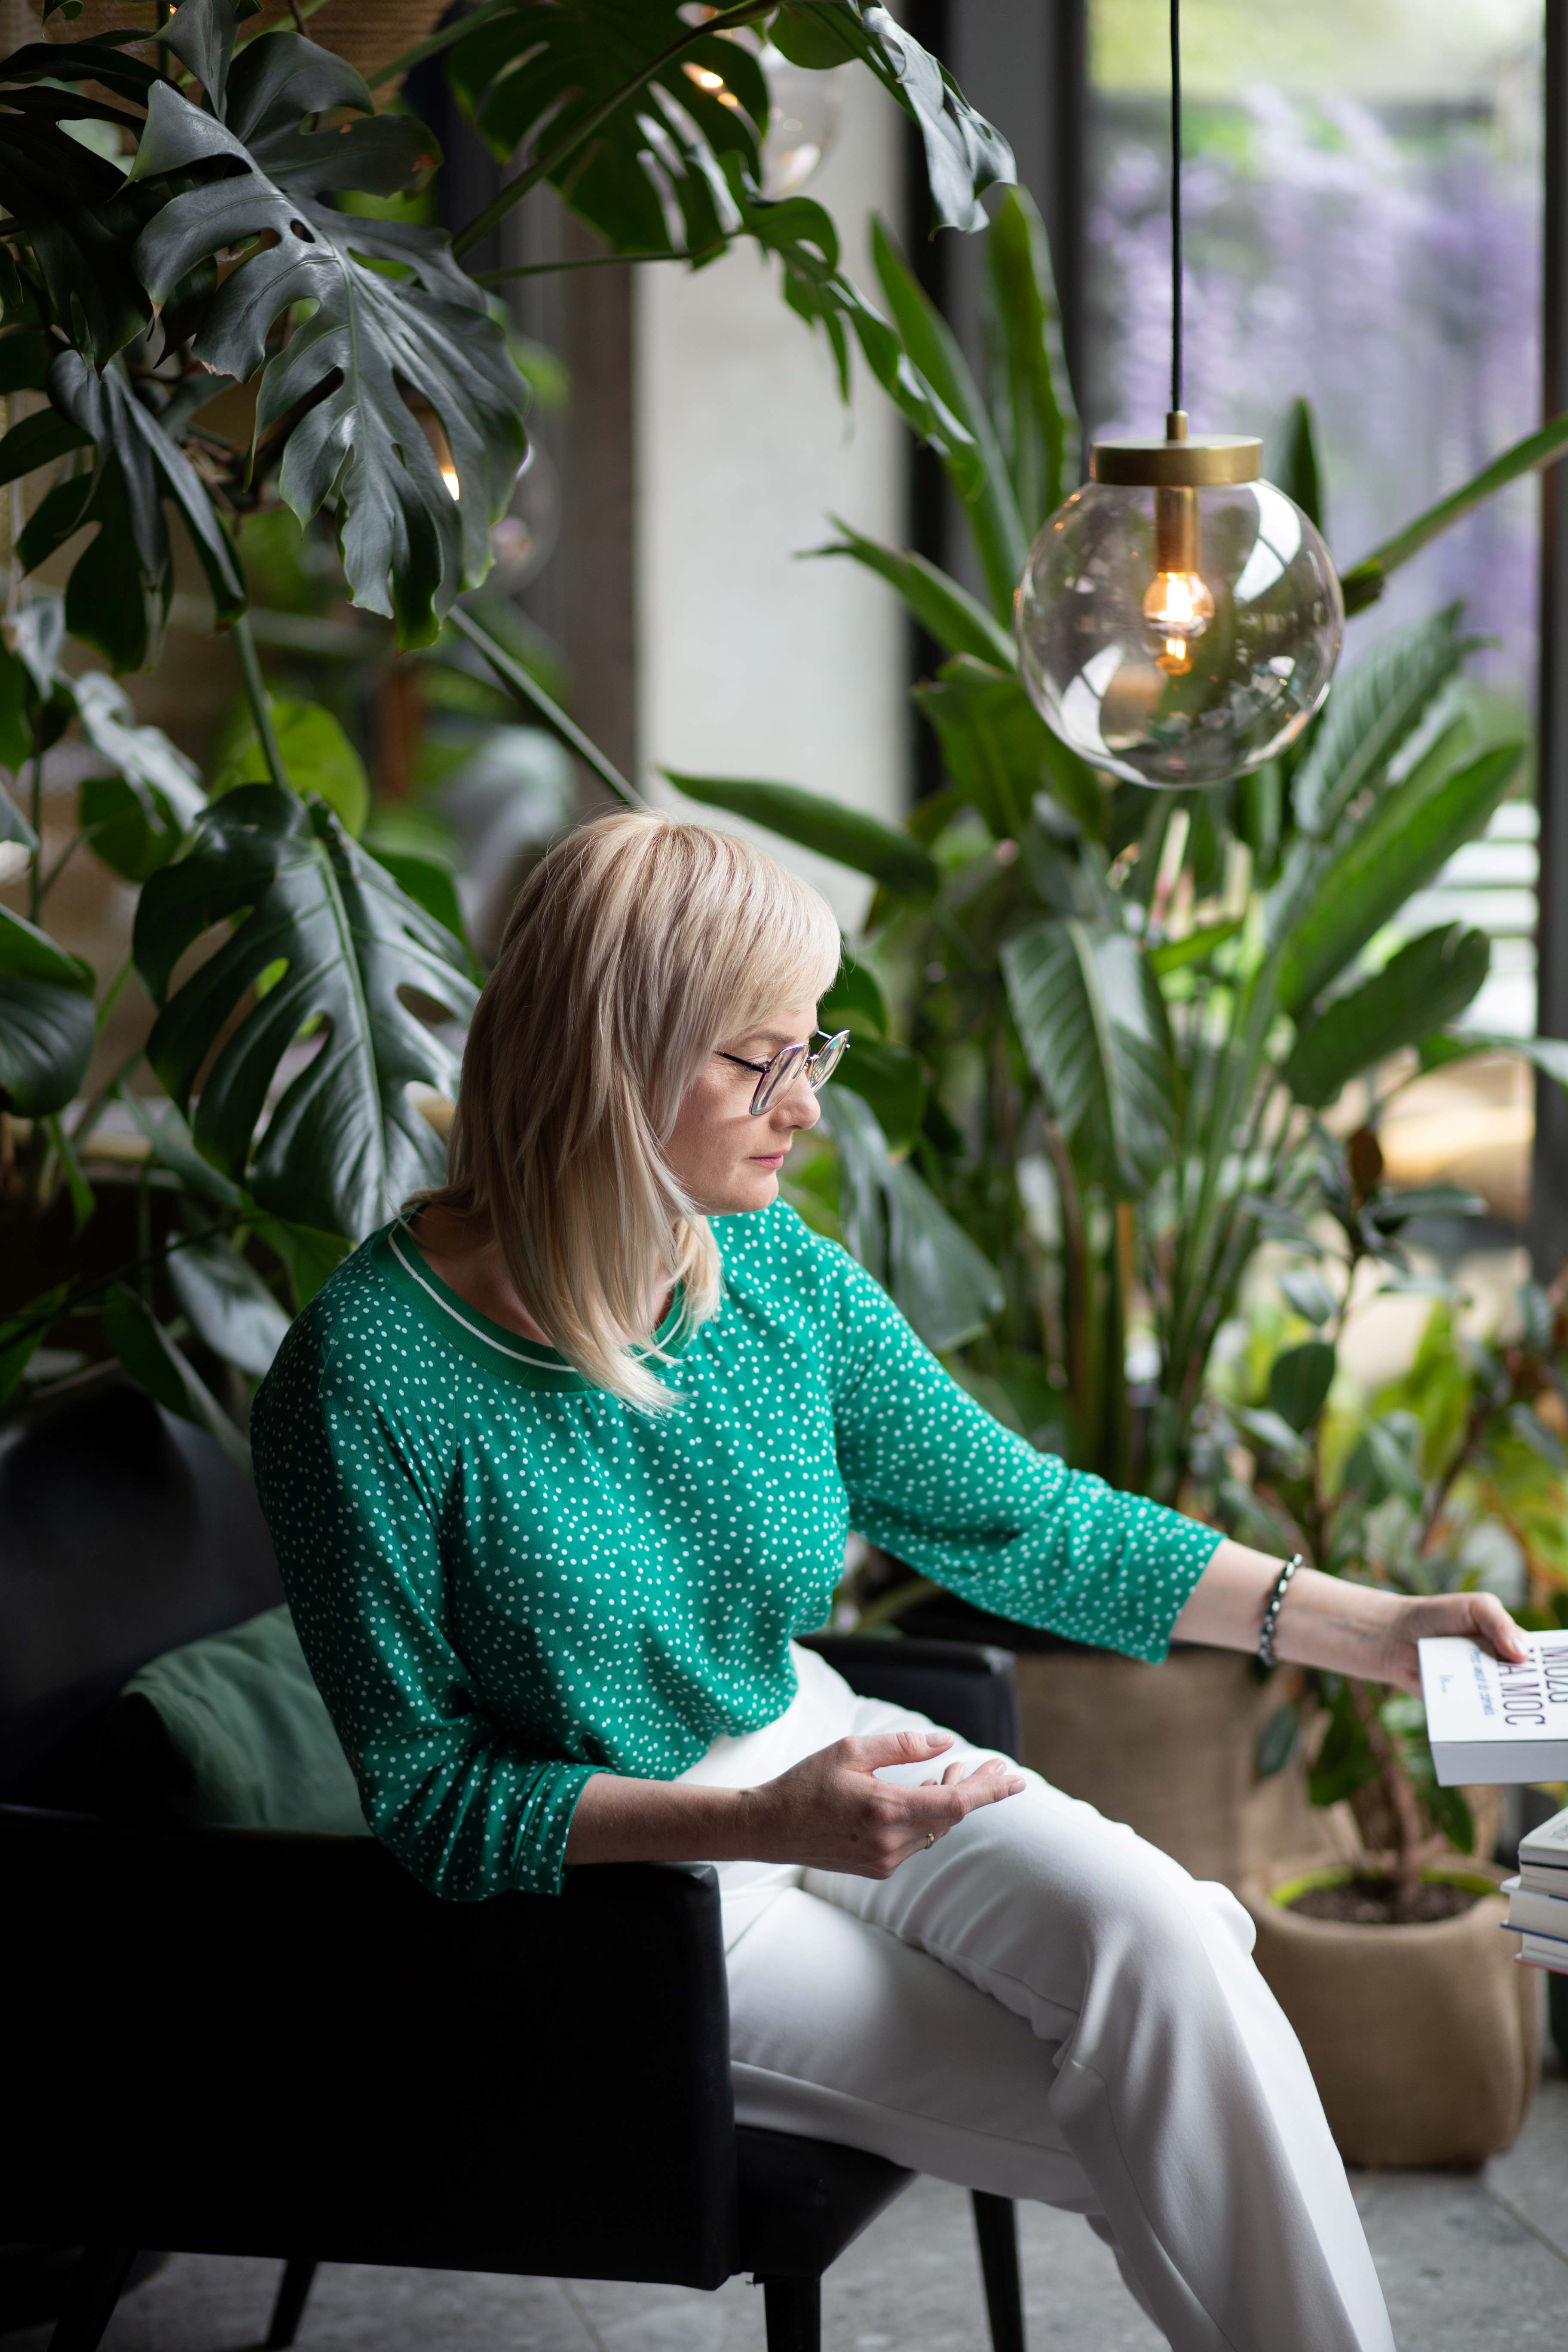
top-left (448, 0), bottom-right (769, 258)
top-left (0, 903), bottom-right (96, 1118)
top-left (129, 12), bottom-right (530, 647)
top-left (772, 4), bottom-right (1012, 235)
top-left (0, 42), bottom-right (158, 365)
top-left (132, 784), bottom-right (479, 1239)
top-left (445, 0), bottom-right (1011, 259)
top-left (0, 347), bottom-right (246, 671)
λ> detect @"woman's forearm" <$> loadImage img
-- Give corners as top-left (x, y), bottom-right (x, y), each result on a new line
top-left (564, 1770), bottom-right (754, 1865)
top-left (1171, 1538), bottom-right (1401, 1674)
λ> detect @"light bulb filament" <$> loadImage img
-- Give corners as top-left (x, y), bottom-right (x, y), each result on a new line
top-left (1143, 567), bottom-right (1213, 675)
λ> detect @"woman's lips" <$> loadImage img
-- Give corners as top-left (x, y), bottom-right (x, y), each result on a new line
top-left (750, 1150), bottom-right (787, 1170)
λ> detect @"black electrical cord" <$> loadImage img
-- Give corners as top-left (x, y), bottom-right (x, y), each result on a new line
top-left (1170, 0), bottom-right (1183, 418)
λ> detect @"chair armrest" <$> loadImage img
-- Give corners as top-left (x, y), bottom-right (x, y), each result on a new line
top-left (0, 1804), bottom-right (738, 2288)
top-left (797, 1633), bottom-right (1022, 1758)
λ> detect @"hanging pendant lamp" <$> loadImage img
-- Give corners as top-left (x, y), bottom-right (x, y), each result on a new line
top-left (1014, 0), bottom-right (1343, 791)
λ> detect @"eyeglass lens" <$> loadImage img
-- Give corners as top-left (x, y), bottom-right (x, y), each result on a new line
top-left (753, 1034), bottom-right (846, 1113)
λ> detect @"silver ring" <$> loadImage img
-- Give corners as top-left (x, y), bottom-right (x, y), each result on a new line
top-left (924, 1831), bottom-right (935, 1849)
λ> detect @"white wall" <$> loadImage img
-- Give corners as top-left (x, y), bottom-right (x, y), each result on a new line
top-left (635, 70), bottom-right (908, 931)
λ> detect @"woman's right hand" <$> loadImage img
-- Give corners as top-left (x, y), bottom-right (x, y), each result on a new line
top-left (738, 1728), bottom-right (1027, 1878)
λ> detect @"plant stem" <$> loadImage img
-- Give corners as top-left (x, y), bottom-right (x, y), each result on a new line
top-left (233, 615), bottom-right (288, 790)
top-left (36, 829), bottom-right (85, 906)
top-left (450, 0), bottom-right (773, 260)
top-left (25, 737), bottom-right (43, 923)
top-left (472, 246), bottom-right (724, 284)
top-left (1350, 1681), bottom-right (1433, 1901)
top-left (70, 1042), bottom-right (147, 1158)
top-left (95, 953), bottom-right (135, 1034)
top-left (0, 1214), bottom-right (242, 1355)
top-left (135, 1161), bottom-right (152, 1300)
top-left (447, 605), bottom-right (642, 809)
top-left (364, 0), bottom-right (514, 91)
top-left (1340, 406), bottom-right (1568, 616)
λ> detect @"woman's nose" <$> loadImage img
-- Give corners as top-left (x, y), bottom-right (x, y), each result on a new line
top-left (778, 1076), bottom-right (821, 1132)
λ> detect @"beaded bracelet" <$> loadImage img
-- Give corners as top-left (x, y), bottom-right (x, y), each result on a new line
top-left (1257, 1553), bottom-right (1304, 1670)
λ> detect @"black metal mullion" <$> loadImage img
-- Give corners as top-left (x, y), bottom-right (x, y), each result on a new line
top-left (1534, 1), bottom-right (1568, 1276)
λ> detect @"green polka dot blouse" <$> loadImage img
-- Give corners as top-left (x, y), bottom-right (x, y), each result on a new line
top-left (251, 1198), bottom-right (1220, 1902)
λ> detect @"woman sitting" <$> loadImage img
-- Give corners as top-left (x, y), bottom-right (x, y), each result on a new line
top-left (253, 810), bottom-right (1524, 2352)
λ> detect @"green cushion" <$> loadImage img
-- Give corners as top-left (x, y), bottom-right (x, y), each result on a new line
top-left (100, 1604), bottom-right (370, 1836)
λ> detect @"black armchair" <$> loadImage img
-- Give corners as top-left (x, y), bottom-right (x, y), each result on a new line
top-left (1, 1384), bottom-right (1031, 2352)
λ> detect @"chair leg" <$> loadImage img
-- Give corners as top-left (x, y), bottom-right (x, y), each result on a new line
top-left (266, 2259), bottom-right (319, 2349)
top-left (760, 2275), bottom-right (821, 2352)
top-left (46, 2246), bottom-right (138, 2352)
top-left (971, 2190), bottom-right (1027, 2352)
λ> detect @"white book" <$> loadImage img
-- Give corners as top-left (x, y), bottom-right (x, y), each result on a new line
top-left (1516, 1930), bottom-right (1568, 1976)
top-left (1419, 1633), bottom-right (1568, 1785)
top-left (1500, 1876), bottom-right (1568, 1936)
top-left (1521, 1860), bottom-right (1568, 1897)
top-left (1519, 1805), bottom-right (1568, 1871)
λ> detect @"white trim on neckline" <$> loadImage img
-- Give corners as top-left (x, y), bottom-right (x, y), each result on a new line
top-left (386, 1223), bottom-right (571, 1373)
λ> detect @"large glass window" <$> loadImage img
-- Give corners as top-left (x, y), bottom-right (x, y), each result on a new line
top-left (1085, 0), bottom-right (1545, 1133)
top-left (1086, 1), bottom-right (1542, 710)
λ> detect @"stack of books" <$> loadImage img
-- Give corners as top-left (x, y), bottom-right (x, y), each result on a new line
top-left (1501, 1807), bottom-right (1568, 1976)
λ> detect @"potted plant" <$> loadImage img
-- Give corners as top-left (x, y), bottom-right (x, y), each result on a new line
top-left (1187, 1149), bottom-right (1567, 2162)
top-left (662, 191), bottom-right (1568, 1888)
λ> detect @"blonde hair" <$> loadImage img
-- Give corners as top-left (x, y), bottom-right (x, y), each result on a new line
top-left (416, 809), bottom-right (841, 1410)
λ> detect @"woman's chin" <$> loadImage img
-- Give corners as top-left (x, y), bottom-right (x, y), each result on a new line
top-left (720, 1164), bottom-right (784, 1213)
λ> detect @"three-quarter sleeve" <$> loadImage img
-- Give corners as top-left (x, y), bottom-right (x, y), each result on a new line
top-left (829, 1251), bottom-right (1220, 1662)
top-left (252, 1339), bottom-right (598, 1900)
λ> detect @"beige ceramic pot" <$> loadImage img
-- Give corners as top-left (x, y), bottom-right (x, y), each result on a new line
top-left (1014, 1645), bottom-right (1345, 1888)
top-left (1240, 1856), bottom-right (1540, 2168)
top-left (43, 0), bottom-right (450, 100)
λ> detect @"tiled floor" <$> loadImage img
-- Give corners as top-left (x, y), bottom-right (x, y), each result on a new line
top-left (18, 2054), bottom-right (1566, 2351)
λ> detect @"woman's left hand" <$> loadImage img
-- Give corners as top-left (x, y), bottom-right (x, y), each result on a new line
top-left (1370, 1589), bottom-right (1530, 1696)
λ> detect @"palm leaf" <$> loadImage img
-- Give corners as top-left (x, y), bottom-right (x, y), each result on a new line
top-left (871, 217), bottom-right (1028, 617)
top-left (1001, 918), bottom-right (1176, 1198)
top-left (914, 658), bottom-right (1104, 841)
top-left (820, 1087), bottom-right (1002, 1352)
top-left (1284, 925), bottom-right (1491, 1109)
top-left (1279, 743), bottom-right (1522, 1016)
top-left (810, 518), bottom-right (1014, 666)
top-left (1292, 606), bottom-right (1470, 840)
top-left (663, 769), bottom-right (939, 900)
top-left (714, 171), bottom-right (980, 486)
top-left (984, 185), bottom-right (1078, 533)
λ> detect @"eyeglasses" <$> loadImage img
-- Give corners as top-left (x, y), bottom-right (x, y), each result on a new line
top-left (717, 1028), bottom-right (851, 1117)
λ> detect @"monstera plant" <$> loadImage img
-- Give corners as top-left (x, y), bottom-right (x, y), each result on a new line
top-left (0, 0), bottom-right (1014, 1444)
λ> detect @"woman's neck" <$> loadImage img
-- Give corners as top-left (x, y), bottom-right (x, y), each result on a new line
top-left (409, 1203), bottom-right (674, 1348)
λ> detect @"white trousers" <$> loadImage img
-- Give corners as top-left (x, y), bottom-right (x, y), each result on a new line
top-left (678, 1645), bottom-right (1393, 2352)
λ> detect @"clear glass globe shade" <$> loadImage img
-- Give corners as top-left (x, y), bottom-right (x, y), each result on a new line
top-left (1015, 479), bottom-right (1343, 790)
top-left (487, 443), bottom-right (561, 596)
top-left (756, 42), bottom-right (847, 197)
